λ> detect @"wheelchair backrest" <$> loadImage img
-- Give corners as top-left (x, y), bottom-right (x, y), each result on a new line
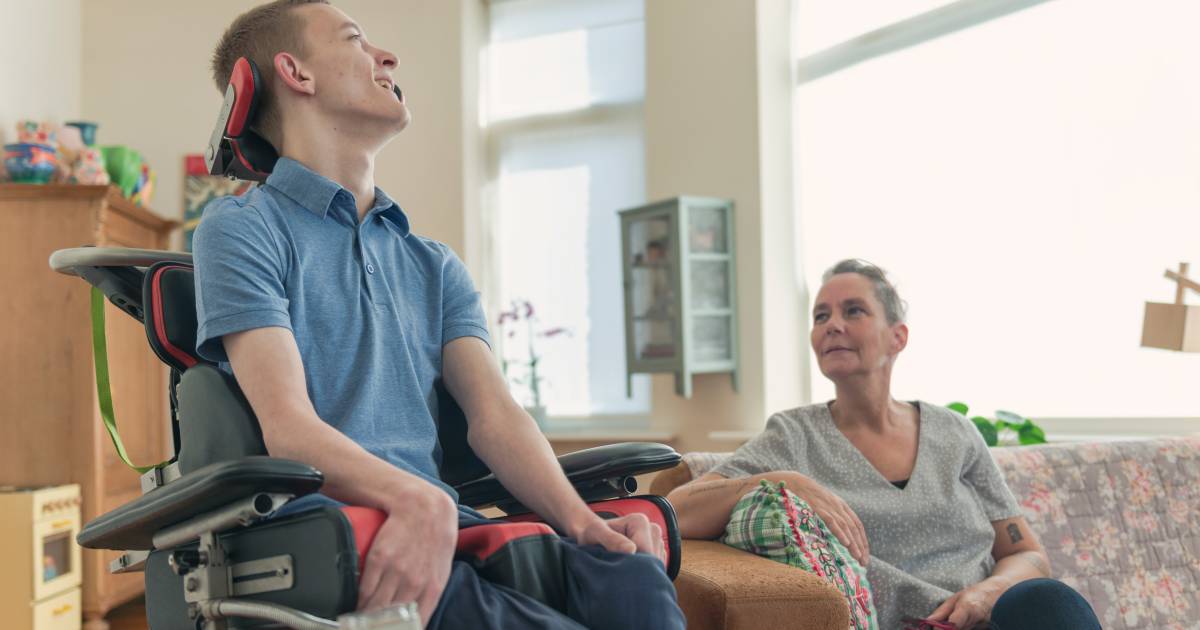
top-left (142, 262), bottom-right (492, 484)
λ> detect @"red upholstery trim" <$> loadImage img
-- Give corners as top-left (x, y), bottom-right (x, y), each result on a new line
top-left (340, 507), bottom-right (556, 571)
top-left (341, 506), bottom-right (386, 570)
top-left (227, 57), bottom-right (256, 138)
top-left (151, 265), bottom-right (198, 369)
top-left (457, 522), bottom-right (555, 562)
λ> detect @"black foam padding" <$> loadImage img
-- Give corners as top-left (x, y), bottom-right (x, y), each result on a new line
top-left (175, 364), bottom-right (268, 475)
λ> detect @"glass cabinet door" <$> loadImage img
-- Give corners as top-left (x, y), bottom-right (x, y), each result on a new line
top-left (628, 214), bottom-right (678, 362)
top-left (692, 314), bottom-right (733, 362)
top-left (688, 205), bottom-right (728, 253)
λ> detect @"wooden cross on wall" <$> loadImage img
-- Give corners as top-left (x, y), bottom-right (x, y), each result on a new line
top-left (1164, 263), bottom-right (1199, 304)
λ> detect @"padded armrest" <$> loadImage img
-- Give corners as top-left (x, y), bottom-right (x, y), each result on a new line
top-left (455, 442), bottom-right (681, 509)
top-left (674, 540), bottom-right (850, 630)
top-left (78, 456), bottom-right (323, 551)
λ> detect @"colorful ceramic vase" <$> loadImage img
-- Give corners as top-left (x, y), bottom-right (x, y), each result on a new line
top-left (15, 120), bottom-right (57, 146)
top-left (72, 148), bottom-right (110, 185)
top-left (65, 121), bottom-right (99, 147)
top-left (3, 143), bottom-right (58, 184)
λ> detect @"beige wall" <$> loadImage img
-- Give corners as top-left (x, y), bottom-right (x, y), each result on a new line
top-left (79, 0), bottom-right (484, 257)
top-left (0, 0), bottom-right (82, 146)
top-left (644, 0), bottom-right (807, 452)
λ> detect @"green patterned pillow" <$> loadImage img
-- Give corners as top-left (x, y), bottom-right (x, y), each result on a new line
top-left (721, 480), bottom-right (878, 630)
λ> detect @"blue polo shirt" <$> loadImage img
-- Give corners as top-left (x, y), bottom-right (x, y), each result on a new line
top-left (192, 157), bottom-right (491, 503)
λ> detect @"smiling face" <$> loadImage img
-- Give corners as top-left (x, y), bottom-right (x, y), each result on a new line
top-left (288, 3), bottom-right (410, 136)
top-left (810, 272), bottom-right (908, 382)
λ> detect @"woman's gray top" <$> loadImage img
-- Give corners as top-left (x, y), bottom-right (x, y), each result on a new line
top-left (711, 402), bottom-right (1022, 628)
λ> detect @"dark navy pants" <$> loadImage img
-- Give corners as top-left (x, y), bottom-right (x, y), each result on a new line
top-left (990, 578), bottom-right (1101, 630)
top-left (426, 513), bottom-right (685, 629)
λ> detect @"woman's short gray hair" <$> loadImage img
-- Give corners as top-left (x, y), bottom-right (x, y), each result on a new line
top-left (821, 259), bottom-right (907, 325)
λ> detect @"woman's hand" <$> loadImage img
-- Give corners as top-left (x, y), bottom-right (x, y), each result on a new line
top-left (786, 473), bottom-right (870, 565)
top-left (928, 577), bottom-right (1010, 629)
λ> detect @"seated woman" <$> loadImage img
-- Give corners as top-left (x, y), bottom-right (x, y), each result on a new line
top-left (667, 260), bottom-right (1100, 630)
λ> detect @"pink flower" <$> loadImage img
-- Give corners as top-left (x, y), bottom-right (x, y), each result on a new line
top-left (523, 301), bottom-right (534, 318)
top-left (540, 327), bottom-right (569, 338)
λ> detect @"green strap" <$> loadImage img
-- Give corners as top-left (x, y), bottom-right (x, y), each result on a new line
top-left (91, 287), bottom-right (169, 473)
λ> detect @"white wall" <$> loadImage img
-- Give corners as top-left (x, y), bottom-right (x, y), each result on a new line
top-left (79, 0), bottom-right (484, 257)
top-left (0, 0), bottom-right (81, 146)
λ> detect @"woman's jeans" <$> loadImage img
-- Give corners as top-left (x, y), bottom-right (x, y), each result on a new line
top-left (990, 578), bottom-right (1101, 630)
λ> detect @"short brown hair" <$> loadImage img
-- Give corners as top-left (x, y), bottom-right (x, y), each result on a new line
top-left (211, 0), bottom-right (329, 148)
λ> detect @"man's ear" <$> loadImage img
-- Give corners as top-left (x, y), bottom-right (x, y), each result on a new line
top-left (891, 322), bottom-right (909, 354)
top-left (274, 51), bottom-right (315, 96)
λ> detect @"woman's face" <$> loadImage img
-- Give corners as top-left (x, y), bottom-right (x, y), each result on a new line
top-left (810, 273), bottom-right (908, 382)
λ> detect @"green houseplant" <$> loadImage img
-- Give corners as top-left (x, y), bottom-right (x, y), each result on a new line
top-left (947, 402), bottom-right (1047, 447)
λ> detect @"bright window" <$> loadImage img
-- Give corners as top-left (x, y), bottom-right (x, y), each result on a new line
top-left (486, 0), bottom-right (649, 417)
top-left (796, 0), bottom-right (1200, 418)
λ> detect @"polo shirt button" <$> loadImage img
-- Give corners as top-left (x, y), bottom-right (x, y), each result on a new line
top-left (366, 263), bottom-right (376, 274)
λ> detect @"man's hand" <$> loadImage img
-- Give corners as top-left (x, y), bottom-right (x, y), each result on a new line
top-left (928, 577), bottom-right (1010, 629)
top-left (786, 473), bottom-right (870, 566)
top-left (571, 513), bottom-right (666, 565)
top-left (356, 484), bottom-right (459, 625)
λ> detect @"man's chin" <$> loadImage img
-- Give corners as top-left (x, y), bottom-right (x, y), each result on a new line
top-left (389, 105), bottom-right (412, 133)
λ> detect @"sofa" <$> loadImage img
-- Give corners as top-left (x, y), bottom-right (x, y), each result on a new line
top-left (648, 435), bottom-right (1200, 630)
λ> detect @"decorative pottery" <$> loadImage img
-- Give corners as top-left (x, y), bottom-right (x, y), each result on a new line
top-left (3, 143), bottom-right (58, 184)
top-left (101, 145), bottom-right (143, 197)
top-left (72, 148), bottom-right (110, 185)
top-left (65, 121), bottom-right (99, 146)
top-left (15, 120), bottom-right (56, 146)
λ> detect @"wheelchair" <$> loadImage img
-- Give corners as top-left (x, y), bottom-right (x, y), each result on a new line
top-left (51, 246), bottom-right (682, 629)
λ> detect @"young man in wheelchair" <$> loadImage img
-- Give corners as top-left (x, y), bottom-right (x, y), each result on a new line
top-left (193, 1), bottom-right (685, 627)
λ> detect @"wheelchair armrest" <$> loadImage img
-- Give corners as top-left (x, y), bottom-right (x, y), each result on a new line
top-left (49, 246), bottom-right (193, 276)
top-left (49, 246), bottom-right (193, 323)
top-left (78, 456), bottom-right (323, 551)
top-left (454, 442), bottom-right (681, 511)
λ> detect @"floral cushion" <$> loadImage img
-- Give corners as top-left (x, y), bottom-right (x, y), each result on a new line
top-left (721, 480), bottom-right (878, 630)
top-left (684, 435), bottom-right (1200, 630)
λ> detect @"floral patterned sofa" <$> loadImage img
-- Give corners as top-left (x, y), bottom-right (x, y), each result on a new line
top-left (652, 436), bottom-right (1200, 630)
top-left (992, 436), bottom-right (1199, 629)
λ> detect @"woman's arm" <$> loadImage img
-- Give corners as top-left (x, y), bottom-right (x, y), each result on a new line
top-left (986, 515), bottom-right (1052, 584)
top-left (927, 516), bottom-right (1050, 626)
top-left (667, 471), bottom-right (871, 564)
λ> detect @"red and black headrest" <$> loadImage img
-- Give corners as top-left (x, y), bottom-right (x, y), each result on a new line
top-left (205, 57), bottom-right (279, 182)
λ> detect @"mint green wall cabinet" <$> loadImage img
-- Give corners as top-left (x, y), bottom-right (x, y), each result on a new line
top-left (619, 196), bottom-right (739, 398)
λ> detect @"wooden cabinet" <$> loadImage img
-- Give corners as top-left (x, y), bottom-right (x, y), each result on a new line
top-left (0, 184), bottom-right (177, 630)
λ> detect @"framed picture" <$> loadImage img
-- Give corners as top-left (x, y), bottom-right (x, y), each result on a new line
top-left (182, 154), bottom-right (253, 251)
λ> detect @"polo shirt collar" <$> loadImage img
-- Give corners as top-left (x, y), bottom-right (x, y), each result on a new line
top-left (368, 187), bottom-right (411, 236)
top-left (265, 157), bottom-right (411, 236)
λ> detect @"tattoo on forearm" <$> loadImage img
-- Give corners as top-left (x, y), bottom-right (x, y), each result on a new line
top-left (1006, 523), bottom-right (1024, 544)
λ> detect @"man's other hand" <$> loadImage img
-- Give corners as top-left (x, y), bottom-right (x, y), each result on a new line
top-left (572, 513), bottom-right (666, 565)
